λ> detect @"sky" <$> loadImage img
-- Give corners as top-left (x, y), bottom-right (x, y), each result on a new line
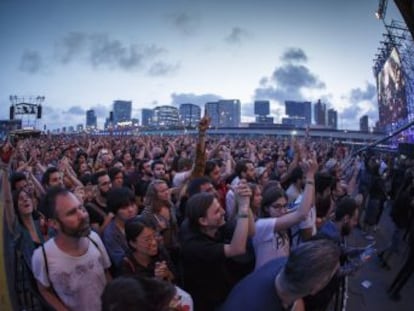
top-left (0, 0), bottom-right (404, 130)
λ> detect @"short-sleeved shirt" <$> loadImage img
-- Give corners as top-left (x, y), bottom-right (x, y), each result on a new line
top-left (102, 220), bottom-right (129, 274)
top-left (172, 170), bottom-right (191, 188)
top-left (31, 231), bottom-right (111, 311)
top-left (253, 218), bottom-right (290, 269)
top-left (85, 199), bottom-right (108, 226)
top-left (180, 222), bottom-right (232, 311)
top-left (288, 195), bottom-right (317, 246)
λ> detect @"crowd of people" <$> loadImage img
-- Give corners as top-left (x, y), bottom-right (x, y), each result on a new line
top-left (0, 115), bottom-right (413, 311)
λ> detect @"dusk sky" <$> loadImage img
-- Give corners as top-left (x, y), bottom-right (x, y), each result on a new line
top-left (0, 0), bottom-right (404, 130)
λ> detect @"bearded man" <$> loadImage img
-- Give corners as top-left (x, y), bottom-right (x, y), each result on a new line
top-left (32, 187), bottom-right (111, 311)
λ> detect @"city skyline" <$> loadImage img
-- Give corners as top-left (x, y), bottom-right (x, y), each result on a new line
top-left (0, 0), bottom-right (404, 130)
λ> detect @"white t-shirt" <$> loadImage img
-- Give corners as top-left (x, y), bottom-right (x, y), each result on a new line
top-left (32, 231), bottom-right (111, 311)
top-left (172, 170), bottom-right (191, 188)
top-left (286, 184), bottom-right (301, 204)
top-left (289, 195), bottom-right (317, 246)
top-left (252, 218), bottom-right (290, 270)
top-left (225, 177), bottom-right (240, 220)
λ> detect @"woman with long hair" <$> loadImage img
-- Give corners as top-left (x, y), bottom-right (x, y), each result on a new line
top-left (141, 179), bottom-right (180, 259)
top-left (252, 153), bottom-right (318, 269)
top-left (1, 142), bottom-right (48, 310)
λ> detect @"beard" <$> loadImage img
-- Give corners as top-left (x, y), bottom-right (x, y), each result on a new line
top-left (58, 218), bottom-right (91, 238)
top-left (99, 188), bottom-right (109, 198)
top-left (246, 175), bottom-right (256, 183)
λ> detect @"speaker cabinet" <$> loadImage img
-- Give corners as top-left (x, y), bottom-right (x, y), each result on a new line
top-left (37, 105), bottom-right (42, 119)
top-left (9, 106), bottom-right (14, 120)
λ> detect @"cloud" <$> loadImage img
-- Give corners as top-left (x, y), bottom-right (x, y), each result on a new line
top-left (88, 34), bottom-right (165, 70)
top-left (259, 77), bottom-right (268, 86)
top-left (348, 82), bottom-right (376, 103)
top-left (272, 64), bottom-right (326, 90)
top-left (255, 86), bottom-right (292, 103)
top-left (89, 104), bottom-right (110, 118)
top-left (254, 48), bottom-right (325, 103)
top-left (66, 106), bottom-right (85, 116)
top-left (40, 105), bottom-right (67, 129)
top-left (148, 61), bottom-right (180, 76)
top-left (55, 32), bottom-right (88, 64)
top-left (280, 48), bottom-right (308, 63)
top-left (339, 82), bottom-right (378, 128)
top-left (225, 27), bottom-right (249, 45)
top-left (52, 32), bottom-right (174, 72)
top-left (169, 12), bottom-right (200, 36)
top-left (170, 93), bottom-right (222, 107)
top-left (19, 50), bottom-right (44, 74)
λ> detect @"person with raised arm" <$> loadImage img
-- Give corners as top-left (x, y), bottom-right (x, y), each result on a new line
top-left (180, 179), bottom-right (253, 311)
top-left (252, 150), bottom-right (318, 269)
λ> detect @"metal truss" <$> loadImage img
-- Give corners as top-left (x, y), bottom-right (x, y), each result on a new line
top-left (373, 19), bottom-right (414, 142)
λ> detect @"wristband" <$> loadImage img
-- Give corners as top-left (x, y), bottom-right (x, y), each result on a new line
top-left (305, 180), bottom-right (314, 185)
top-left (238, 214), bottom-right (249, 218)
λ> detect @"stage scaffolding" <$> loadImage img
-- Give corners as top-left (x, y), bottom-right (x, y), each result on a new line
top-left (373, 19), bottom-right (414, 143)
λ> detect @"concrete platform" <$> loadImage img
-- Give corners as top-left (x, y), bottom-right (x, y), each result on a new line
top-left (345, 210), bottom-right (413, 311)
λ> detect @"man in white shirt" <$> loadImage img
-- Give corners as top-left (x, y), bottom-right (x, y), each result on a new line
top-left (32, 187), bottom-right (111, 311)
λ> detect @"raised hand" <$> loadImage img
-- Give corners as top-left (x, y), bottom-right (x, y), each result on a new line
top-left (301, 150), bottom-right (318, 177)
top-left (234, 179), bottom-right (252, 214)
top-left (154, 261), bottom-right (169, 280)
top-left (0, 141), bottom-right (14, 165)
top-left (198, 115), bottom-right (211, 133)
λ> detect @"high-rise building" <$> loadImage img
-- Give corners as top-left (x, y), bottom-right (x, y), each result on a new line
top-left (254, 100), bottom-right (270, 116)
top-left (285, 101), bottom-right (311, 126)
top-left (179, 103), bottom-right (201, 127)
top-left (113, 100), bottom-right (132, 125)
top-left (327, 108), bottom-right (338, 129)
top-left (360, 115), bottom-right (369, 132)
top-left (153, 106), bottom-right (179, 127)
top-left (254, 100), bottom-right (272, 125)
top-left (314, 99), bottom-right (326, 126)
top-left (205, 99), bottom-right (241, 128)
top-left (86, 109), bottom-right (97, 128)
top-left (142, 109), bottom-right (154, 127)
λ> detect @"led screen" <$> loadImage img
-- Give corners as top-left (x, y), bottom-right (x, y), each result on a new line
top-left (377, 47), bottom-right (407, 127)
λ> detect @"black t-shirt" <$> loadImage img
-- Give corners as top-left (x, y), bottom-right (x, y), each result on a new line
top-left (85, 199), bottom-right (108, 226)
top-left (120, 247), bottom-right (175, 279)
top-left (135, 178), bottom-right (151, 198)
top-left (180, 222), bottom-right (233, 311)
